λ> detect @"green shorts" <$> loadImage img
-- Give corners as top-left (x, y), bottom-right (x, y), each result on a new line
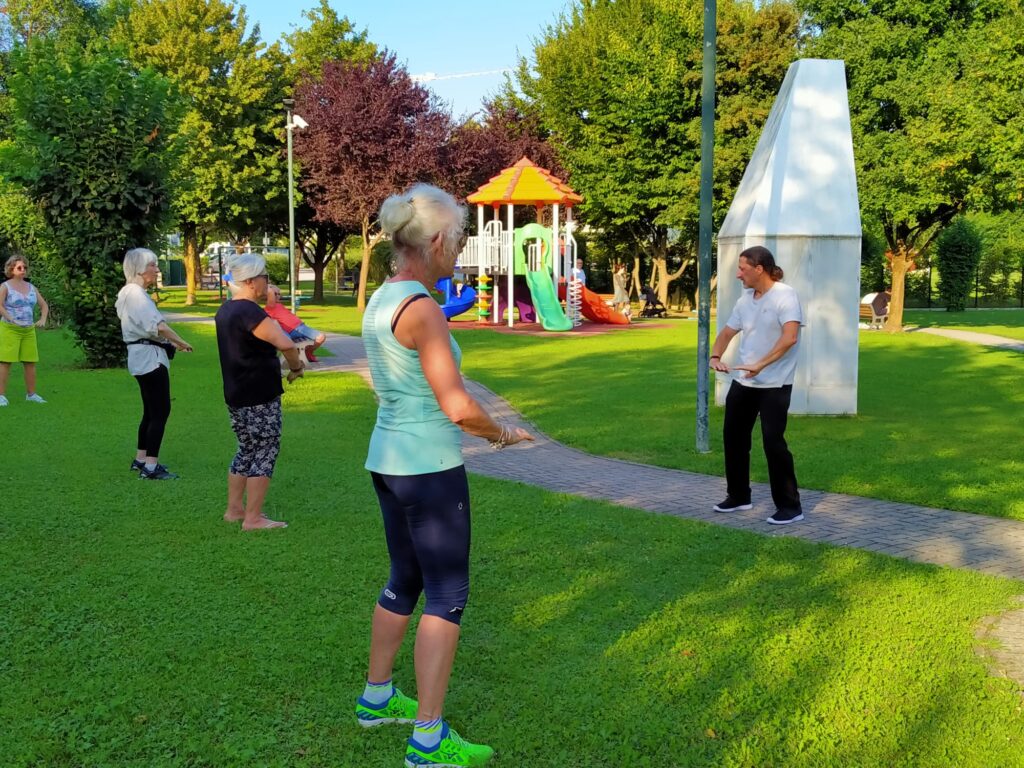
top-left (0, 322), bottom-right (38, 363)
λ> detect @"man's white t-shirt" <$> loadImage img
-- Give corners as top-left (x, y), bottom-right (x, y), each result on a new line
top-left (725, 281), bottom-right (803, 388)
top-left (570, 267), bottom-right (586, 285)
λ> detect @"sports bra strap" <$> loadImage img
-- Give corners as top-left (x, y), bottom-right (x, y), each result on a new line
top-left (390, 293), bottom-right (431, 334)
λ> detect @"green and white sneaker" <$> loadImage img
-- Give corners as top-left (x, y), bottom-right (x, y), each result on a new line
top-left (355, 688), bottom-right (418, 728)
top-left (405, 722), bottom-right (494, 767)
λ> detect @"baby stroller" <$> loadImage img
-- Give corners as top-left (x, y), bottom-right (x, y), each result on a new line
top-left (639, 286), bottom-right (668, 318)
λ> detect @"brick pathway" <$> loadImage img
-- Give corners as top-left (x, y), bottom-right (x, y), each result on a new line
top-left (315, 332), bottom-right (1024, 582)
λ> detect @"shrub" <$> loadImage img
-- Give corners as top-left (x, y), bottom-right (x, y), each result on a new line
top-left (265, 255), bottom-right (290, 286)
top-left (936, 219), bottom-right (983, 312)
top-left (1, 41), bottom-right (176, 366)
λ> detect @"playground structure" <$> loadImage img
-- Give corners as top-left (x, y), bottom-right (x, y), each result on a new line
top-left (452, 157), bottom-right (628, 330)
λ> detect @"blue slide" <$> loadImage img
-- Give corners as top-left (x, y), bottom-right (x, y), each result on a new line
top-left (435, 277), bottom-right (478, 320)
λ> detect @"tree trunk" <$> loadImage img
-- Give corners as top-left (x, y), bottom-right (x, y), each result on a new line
top-left (357, 216), bottom-right (386, 311)
top-left (884, 243), bottom-right (916, 332)
top-left (182, 221), bottom-right (200, 306)
top-left (630, 255), bottom-right (642, 299)
top-left (654, 257), bottom-right (693, 305)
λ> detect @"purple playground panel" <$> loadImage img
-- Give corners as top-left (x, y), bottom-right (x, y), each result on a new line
top-left (494, 276), bottom-right (536, 323)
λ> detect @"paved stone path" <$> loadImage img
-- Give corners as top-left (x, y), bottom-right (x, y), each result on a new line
top-left (914, 326), bottom-right (1024, 353)
top-left (312, 332), bottom-right (1024, 582)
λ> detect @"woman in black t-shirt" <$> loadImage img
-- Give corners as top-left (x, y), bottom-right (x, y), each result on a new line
top-left (214, 254), bottom-right (305, 530)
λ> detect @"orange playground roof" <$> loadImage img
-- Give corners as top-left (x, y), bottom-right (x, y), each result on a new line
top-left (467, 157), bottom-right (582, 206)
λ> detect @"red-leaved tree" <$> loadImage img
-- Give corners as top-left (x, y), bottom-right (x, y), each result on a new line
top-left (294, 52), bottom-right (451, 309)
top-left (444, 98), bottom-right (565, 200)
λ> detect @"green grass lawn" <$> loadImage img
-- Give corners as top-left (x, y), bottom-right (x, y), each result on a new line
top-left (155, 284), bottom-right (367, 336)
top-left (452, 320), bottom-right (1024, 520)
top-left (3, 327), bottom-right (1024, 767)
top-left (154, 289), bottom-right (1024, 519)
top-left (904, 307), bottom-right (1024, 341)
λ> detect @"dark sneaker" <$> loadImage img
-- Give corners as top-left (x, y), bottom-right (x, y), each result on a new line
top-left (139, 464), bottom-right (179, 480)
top-left (767, 508), bottom-right (804, 525)
top-left (130, 459), bottom-right (145, 472)
top-left (713, 497), bottom-right (753, 513)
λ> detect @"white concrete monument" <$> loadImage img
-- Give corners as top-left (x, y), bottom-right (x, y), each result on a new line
top-left (716, 58), bottom-right (861, 415)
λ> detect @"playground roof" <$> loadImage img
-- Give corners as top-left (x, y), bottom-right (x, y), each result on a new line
top-left (467, 157), bottom-right (583, 207)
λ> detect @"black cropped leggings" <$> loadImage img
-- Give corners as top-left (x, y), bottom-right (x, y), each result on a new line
top-left (371, 466), bottom-right (471, 625)
top-left (134, 364), bottom-right (171, 458)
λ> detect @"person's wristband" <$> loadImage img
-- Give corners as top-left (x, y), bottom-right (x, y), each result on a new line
top-left (710, 355), bottom-right (720, 360)
top-left (289, 366), bottom-right (303, 373)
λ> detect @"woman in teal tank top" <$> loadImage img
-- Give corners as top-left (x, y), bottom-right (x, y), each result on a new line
top-left (356, 184), bottom-right (532, 767)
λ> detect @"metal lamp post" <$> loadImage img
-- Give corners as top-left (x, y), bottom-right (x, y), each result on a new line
top-left (695, 0), bottom-right (717, 453)
top-left (283, 98), bottom-right (308, 314)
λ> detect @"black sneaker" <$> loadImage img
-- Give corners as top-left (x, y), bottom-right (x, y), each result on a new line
top-left (139, 464), bottom-right (179, 480)
top-left (767, 508), bottom-right (804, 525)
top-left (130, 459), bottom-right (145, 472)
top-left (713, 497), bottom-right (753, 513)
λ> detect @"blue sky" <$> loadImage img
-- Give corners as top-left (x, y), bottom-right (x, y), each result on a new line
top-left (241, 0), bottom-right (572, 118)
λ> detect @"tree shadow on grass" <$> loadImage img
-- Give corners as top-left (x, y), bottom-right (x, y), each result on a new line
top-left (467, 486), bottom-right (1024, 767)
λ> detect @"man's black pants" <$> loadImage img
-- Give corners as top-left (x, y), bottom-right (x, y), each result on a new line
top-left (723, 380), bottom-right (801, 513)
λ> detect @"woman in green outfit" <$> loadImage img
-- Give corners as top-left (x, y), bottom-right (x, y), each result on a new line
top-left (355, 184), bottom-right (532, 767)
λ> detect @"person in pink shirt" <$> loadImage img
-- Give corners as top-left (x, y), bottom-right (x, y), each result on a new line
top-left (264, 284), bottom-right (326, 362)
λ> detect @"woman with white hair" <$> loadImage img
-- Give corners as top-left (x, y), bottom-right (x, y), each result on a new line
top-left (355, 184), bottom-right (532, 767)
top-left (214, 253), bottom-right (304, 530)
top-left (115, 247), bottom-right (193, 480)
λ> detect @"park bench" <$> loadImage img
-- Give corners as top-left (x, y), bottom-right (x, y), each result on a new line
top-left (859, 302), bottom-right (887, 329)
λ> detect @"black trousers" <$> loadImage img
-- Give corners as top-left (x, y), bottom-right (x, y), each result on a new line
top-left (135, 364), bottom-right (171, 457)
top-left (723, 380), bottom-right (801, 512)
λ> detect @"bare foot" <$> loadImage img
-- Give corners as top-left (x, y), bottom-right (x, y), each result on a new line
top-left (224, 509), bottom-right (245, 522)
top-left (242, 516), bottom-right (288, 531)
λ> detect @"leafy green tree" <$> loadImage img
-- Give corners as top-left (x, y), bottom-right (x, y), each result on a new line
top-left (799, 0), bottom-right (1024, 329)
top-left (0, 0), bottom-right (97, 48)
top-left (526, 0), bottom-right (798, 304)
top-left (935, 218), bottom-right (983, 311)
top-left (116, 0), bottom-right (288, 304)
top-left (282, 0), bottom-right (375, 84)
top-left (1, 39), bottom-right (176, 366)
top-left (970, 212), bottom-right (1024, 306)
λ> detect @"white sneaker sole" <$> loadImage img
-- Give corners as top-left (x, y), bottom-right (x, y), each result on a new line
top-left (713, 503), bottom-right (752, 513)
top-left (767, 513), bottom-right (804, 525)
top-left (357, 715), bottom-right (414, 728)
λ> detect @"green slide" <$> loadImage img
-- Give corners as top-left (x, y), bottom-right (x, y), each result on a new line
top-left (514, 224), bottom-right (573, 332)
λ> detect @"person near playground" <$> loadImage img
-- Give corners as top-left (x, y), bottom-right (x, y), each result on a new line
top-left (570, 258), bottom-right (587, 286)
top-left (264, 283), bottom-right (327, 362)
top-left (612, 262), bottom-right (630, 316)
top-left (215, 254), bottom-right (304, 530)
top-left (709, 245), bottom-right (804, 525)
top-left (116, 248), bottom-right (194, 480)
top-left (356, 183), bottom-right (532, 767)
top-left (0, 254), bottom-right (50, 407)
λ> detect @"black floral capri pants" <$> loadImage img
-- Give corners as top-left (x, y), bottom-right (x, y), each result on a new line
top-left (228, 397), bottom-right (282, 477)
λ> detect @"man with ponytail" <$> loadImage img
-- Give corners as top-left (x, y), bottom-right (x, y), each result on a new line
top-left (709, 245), bottom-right (805, 525)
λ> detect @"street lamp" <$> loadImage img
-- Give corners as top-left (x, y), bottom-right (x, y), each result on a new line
top-left (695, 0), bottom-right (717, 454)
top-left (283, 98), bottom-right (308, 314)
